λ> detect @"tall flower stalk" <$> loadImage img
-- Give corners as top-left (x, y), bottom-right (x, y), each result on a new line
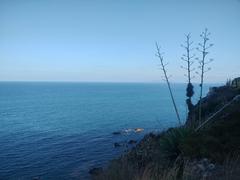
top-left (156, 43), bottom-right (181, 126)
top-left (181, 33), bottom-right (195, 117)
top-left (196, 29), bottom-right (213, 122)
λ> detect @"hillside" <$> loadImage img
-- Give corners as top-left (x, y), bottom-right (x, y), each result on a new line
top-left (91, 84), bottom-right (240, 180)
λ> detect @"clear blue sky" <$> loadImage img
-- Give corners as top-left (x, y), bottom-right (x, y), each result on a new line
top-left (0, 0), bottom-right (240, 83)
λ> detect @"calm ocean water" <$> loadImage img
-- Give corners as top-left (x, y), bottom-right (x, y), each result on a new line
top-left (0, 82), bottom-right (213, 180)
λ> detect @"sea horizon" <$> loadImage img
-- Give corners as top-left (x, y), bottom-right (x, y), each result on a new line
top-left (0, 80), bottom-right (224, 85)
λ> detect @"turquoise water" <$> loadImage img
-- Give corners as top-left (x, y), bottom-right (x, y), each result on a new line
top-left (0, 82), bottom-right (211, 179)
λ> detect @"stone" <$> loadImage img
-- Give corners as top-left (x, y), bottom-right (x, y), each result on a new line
top-left (89, 167), bottom-right (103, 176)
top-left (197, 164), bottom-right (205, 171)
top-left (114, 142), bottom-right (121, 147)
top-left (112, 131), bottom-right (121, 135)
top-left (201, 158), bottom-right (209, 167)
top-left (208, 163), bottom-right (215, 170)
top-left (128, 140), bottom-right (137, 144)
top-left (32, 177), bottom-right (40, 180)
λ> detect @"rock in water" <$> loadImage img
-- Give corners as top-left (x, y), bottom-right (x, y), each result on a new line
top-left (114, 142), bottom-right (121, 147)
top-left (135, 128), bottom-right (144, 133)
top-left (128, 140), bottom-right (137, 144)
top-left (89, 167), bottom-right (103, 176)
top-left (112, 131), bottom-right (121, 135)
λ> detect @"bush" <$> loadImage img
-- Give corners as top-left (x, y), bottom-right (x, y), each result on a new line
top-left (159, 127), bottom-right (194, 161)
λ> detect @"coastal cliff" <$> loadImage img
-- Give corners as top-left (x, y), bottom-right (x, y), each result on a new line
top-left (91, 84), bottom-right (240, 180)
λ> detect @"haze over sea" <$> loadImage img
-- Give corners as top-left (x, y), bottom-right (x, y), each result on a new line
top-left (0, 82), bottom-right (214, 179)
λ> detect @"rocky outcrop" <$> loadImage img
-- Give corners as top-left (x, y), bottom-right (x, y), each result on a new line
top-left (91, 84), bottom-right (240, 180)
top-left (185, 158), bottom-right (218, 179)
top-left (186, 85), bottom-right (240, 128)
top-left (89, 167), bottom-right (103, 176)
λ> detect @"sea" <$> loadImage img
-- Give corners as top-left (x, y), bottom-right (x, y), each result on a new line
top-left (0, 82), bottom-right (214, 180)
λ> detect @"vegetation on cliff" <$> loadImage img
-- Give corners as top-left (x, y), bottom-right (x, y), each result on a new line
top-left (92, 84), bottom-right (240, 180)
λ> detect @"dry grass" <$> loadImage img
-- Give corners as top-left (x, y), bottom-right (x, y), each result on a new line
top-left (134, 154), bottom-right (240, 180)
top-left (219, 152), bottom-right (240, 180)
top-left (93, 153), bottom-right (240, 180)
top-left (93, 110), bottom-right (240, 180)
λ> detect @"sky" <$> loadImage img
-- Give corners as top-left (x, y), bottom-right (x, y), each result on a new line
top-left (0, 0), bottom-right (240, 83)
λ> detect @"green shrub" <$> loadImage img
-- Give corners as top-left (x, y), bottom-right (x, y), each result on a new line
top-left (159, 127), bottom-right (194, 161)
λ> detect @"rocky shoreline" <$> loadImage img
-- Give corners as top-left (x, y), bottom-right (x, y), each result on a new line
top-left (90, 84), bottom-right (240, 180)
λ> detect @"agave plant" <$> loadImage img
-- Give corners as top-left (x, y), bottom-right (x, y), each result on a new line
top-left (159, 127), bottom-right (194, 161)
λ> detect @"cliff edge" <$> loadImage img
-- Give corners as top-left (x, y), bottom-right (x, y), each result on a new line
top-left (91, 84), bottom-right (240, 180)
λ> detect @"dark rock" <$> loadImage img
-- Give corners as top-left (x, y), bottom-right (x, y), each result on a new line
top-left (32, 177), bottom-right (40, 180)
top-left (114, 142), bottom-right (121, 147)
top-left (197, 164), bottom-right (205, 171)
top-left (188, 158), bottom-right (218, 179)
top-left (186, 84), bottom-right (240, 127)
top-left (128, 140), bottom-right (137, 144)
top-left (149, 133), bottom-right (156, 138)
top-left (89, 167), bottom-right (103, 176)
top-left (201, 158), bottom-right (209, 167)
top-left (208, 163), bottom-right (215, 170)
top-left (112, 131), bottom-right (121, 135)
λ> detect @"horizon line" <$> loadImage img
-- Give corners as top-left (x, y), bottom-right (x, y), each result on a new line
top-left (0, 80), bottom-right (223, 84)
